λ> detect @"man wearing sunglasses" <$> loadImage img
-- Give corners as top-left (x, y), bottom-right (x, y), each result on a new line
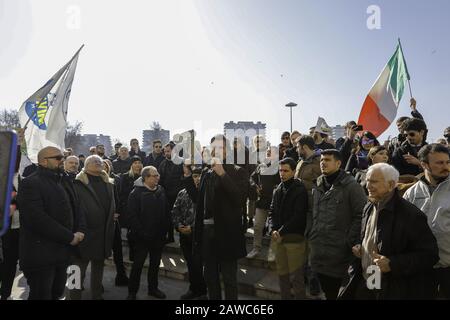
top-left (144, 140), bottom-right (165, 169)
top-left (387, 98), bottom-right (425, 157)
top-left (392, 118), bottom-right (428, 176)
top-left (18, 147), bottom-right (86, 300)
top-left (129, 138), bottom-right (146, 160)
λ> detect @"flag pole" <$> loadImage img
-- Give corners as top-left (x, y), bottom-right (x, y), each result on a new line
top-left (23, 44), bottom-right (85, 130)
top-left (398, 38), bottom-right (413, 99)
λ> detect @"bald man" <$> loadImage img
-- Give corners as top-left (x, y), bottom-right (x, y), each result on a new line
top-left (18, 146), bottom-right (86, 300)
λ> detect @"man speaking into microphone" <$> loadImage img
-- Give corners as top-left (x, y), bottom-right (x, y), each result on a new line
top-left (183, 134), bottom-right (249, 300)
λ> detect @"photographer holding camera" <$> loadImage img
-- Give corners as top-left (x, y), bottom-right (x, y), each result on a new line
top-left (337, 121), bottom-right (365, 170)
top-left (392, 117), bottom-right (428, 176)
top-left (387, 98), bottom-right (425, 156)
top-left (344, 131), bottom-right (380, 174)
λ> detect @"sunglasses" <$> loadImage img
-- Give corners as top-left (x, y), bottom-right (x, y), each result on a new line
top-left (407, 132), bottom-right (418, 137)
top-left (361, 139), bottom-right (375, 145)
top-left (45, 155), bottom-right (64, 160)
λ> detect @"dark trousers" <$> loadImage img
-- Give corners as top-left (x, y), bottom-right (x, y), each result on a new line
top-left (179, 233), bottom-right (206, 295)
top-left (128, 241), bottom-right (163, 294)
top-left (23, 264), bottom-right (68, 300)
top-left (354, 277), bottom-right (377, 300)
top-left (437, 267), bottom-right (450, 299)
top-left (304, 259), bottom-right (321, 295)
top-left (69, 259), bottom-right (105, 300)
top-left (0, 229), bottom-right (20, 299)
top-left (127, 229), bottom-right (136, 262)
top-left (202, 225), bottom-right (238, 300)
top-left (167, 196), bottom-right (177, 242)
top-left (112, 222), bottom-right (126, 276)
top-left (317, 273), bottom-right (343, 300)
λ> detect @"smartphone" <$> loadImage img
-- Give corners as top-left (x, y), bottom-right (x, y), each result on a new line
top-left (352, 125), bottom-right (364, 132)
top-left (0, 130), bottom-right (18, 236)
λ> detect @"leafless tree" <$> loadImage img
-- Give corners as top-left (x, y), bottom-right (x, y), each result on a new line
top-left (64, 121), bottom-right (83, 152)
top-left (0, 108), bottom-right (20, 130)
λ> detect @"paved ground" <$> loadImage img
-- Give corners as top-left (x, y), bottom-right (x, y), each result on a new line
top-left (8, 263), bottom-right (257, 300)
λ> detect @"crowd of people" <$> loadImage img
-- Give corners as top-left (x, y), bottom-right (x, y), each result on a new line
top-left (0, 98), bottom-right (449, 300)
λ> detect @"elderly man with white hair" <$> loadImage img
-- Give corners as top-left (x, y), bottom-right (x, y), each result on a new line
top-left (70, 155), bottom-right (116, 300)
top-left (339, 163), bottom-right (439, 300)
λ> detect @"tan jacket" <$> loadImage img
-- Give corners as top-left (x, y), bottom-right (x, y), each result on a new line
top-left (295, 154), bottom-right (322, 238)
top-left (295, 154), bottom-right (321, 197)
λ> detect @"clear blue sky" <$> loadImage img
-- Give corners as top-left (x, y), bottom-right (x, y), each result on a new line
top-left (196, 0), bottom-right (450, 142)
top-left (1, 0), bottom-right (449, 145)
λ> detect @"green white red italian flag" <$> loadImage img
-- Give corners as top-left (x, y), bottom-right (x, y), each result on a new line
top-left (358, 41), bottom-right (410, 137)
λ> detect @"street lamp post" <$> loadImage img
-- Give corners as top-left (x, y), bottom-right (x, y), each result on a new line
top-left (285, 102), bottom-right (298, 132)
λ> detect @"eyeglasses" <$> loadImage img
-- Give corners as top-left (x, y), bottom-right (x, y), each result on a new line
top-left (45, 155), bottom-right (64, 160)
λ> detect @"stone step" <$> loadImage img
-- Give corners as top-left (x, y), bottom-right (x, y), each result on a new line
top-left (107, 247), bottom-right (281, 300)
top-left (163, 241), bottom-right (276, 271)
top-left (121, 229), bottom-right (275, 270)
top-left (108, 246), bottom-right (325, 300)
top-left (121, 229), bottom-right (272, 248)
